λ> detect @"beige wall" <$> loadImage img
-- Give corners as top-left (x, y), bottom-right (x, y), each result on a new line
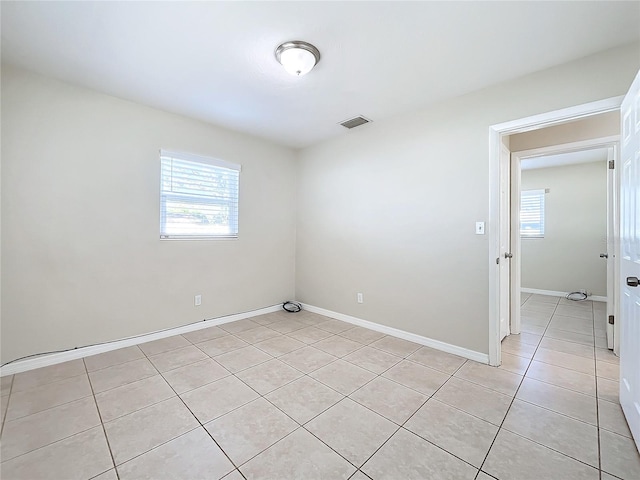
top-left (296, 43), bottom-right (639, 354)
top-left (1, 66), bottom-right (297, 364)
top-left (521, 162), bottom-right (607, 296)
top-left (510, 111), bottom-right (619, 152)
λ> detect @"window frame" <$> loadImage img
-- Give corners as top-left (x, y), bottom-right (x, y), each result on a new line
top-left (159, 149), bottom-right (241, 240)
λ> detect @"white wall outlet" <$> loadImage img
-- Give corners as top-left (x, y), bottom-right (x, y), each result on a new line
top-left (357, 293), bottom-right (364, 304)
top-left (194, 295), bottom-right (202, 306)
top-left (475, 222), bottom-right (485, 235)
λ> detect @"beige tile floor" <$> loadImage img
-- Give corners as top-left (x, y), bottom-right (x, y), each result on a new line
top-left (0, 297), bottom-right (639, 479)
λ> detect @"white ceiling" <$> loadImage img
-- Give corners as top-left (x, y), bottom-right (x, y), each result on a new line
top-left (521, 148), bottom-right (609, 170)
top-left (2, 1), bottom-right (639, 148)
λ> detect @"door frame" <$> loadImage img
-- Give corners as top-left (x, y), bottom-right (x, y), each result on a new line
top-left (606, 145), bottom-right (619, 353)
top-left (510, 138), bottom-right (620, 350)
top-left (488, 96), bottom-right (624, 366)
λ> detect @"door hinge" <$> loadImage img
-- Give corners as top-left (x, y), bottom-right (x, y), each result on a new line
top-left (609, 160), bottom-right (615, 169)
top-left (608, 315), bottom-right (615, 325)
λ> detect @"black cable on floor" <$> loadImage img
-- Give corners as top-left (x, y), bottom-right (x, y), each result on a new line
top-left (282, 301), bottom-right (302, 313)
top-left (566, 291), bottom-right (588, 301)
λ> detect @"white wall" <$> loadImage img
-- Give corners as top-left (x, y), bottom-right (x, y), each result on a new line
top-left (521, 162), bottom-right (607, 296)
top-left (296, 43), bottom-right (639, 354)
top-left (1, 66), bottom-right (297, 364)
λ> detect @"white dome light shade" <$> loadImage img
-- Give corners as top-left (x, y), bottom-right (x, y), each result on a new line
top-left (275, 41), bottom-right (320, 76)
top-left (279, 48), bottom-right (316, 76)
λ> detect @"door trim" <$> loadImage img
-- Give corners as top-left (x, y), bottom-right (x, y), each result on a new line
top-left (488, 96), bottom-right (624, 366)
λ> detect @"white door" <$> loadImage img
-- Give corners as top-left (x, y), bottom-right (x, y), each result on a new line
top-left (499, 144), bottom-right (511, 340)
top-left (620, 69), bottom-right (640, 451)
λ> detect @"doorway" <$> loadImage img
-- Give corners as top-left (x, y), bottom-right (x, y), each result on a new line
top-left (506, 142), bottom-right (617, 363)
top-left (488, 96), bottom-right (624, 367)
top-left (490, 72), bottom-right (640, 454)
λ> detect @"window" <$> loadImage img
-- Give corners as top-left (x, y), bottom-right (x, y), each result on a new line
top-left (160, 150), bottom-right (240, 239)
top-left (520, 189), bottom-right (545, 238)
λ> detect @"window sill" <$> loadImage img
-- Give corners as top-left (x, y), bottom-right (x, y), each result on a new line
top-left (160, 235), bottom-right (238, 241)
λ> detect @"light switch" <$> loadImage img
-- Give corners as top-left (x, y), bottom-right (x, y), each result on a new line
top-left (475, 222), bottom-right (485, 235)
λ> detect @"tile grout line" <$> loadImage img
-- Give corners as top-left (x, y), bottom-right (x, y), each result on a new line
top-left (163, 316), bottom-right (388, 474)
top-left (501, 303), bottom-right (602, 477)
top-left (113, 360), bottom-right (244, 477)
top-left (477, 296), bottom-right (561, 476)
top-left (528, 349), bottom-right (599, 375)
top-left (97, 335), bottom-right (249, 477)
top-left (253, 341), bottom-right (423, 472)
top-left (255, 337), bottom-right (523, 478)
top-left (74, 318), bottom-right (449, 408)
top-left (150, 326), bottom-right (365, 458)
top-left (147, 351), bottom-right (249, 480)
top-left (304, 353), bottom-right (456, 401)
top-left (0, 374), bottom-right (15, 439)
top-left (518, 372), bottom-right (598, 397)
top-left (446, 369), bottom-right (523, 398)
top-left (207, 352), bottom-right (354, 473)
top-left (0, 421), bottom-right (108, 466)
top-left (307, 348), bottom-right (423, 423)
top-left (257, 391), bottom-right (360, 472)
top-left (510, 393), bottom-right (597, 426)
top-left (508, 297), bottom-right (606, 475)
top-left (302, 424), bottom-right (380, 472)
top-left (250, 334), bottom-right (410, 430)
top-left (84, 347), bottom-right (146, 374)
top-left (268, 313), bottom-right (479, 373)
top-left (90, 371), bottom-right (159, 396)
top-left (495, 315), bottom-right (608, 470)
top-left (351, 357), bottom-right (482, 477)
top-left (3, 390), bottom-right (98, 425)
top-left (495, 422), bottom-right (603, 471)
top-left (225, 334), bottom-right (453, 475)
top-left (83, 358), bottom-right (121, 480)
top-left (591, 299), bottom-right (603, 479)
top-left (1, 371), bottom-right (115, 466)
top-left (5, 370), bottom-right (89, 395)
top-left (188, 318), bottom-right (365, 374)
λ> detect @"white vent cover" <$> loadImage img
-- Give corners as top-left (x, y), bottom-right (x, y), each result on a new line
top-left (339, 116), bottom-right (371, 129)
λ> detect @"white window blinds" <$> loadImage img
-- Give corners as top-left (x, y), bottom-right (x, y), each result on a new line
top-left (160, 150), bottom-right (241, 239)
top-left (520, 189), bottom-right (545, 238)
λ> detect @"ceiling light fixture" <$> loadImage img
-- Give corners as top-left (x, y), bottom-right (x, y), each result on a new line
top-left (275, 41), bottom-right (320, 76)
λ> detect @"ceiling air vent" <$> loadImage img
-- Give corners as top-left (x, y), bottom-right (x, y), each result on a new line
top-left (339, 116), bottom-right (371, 129)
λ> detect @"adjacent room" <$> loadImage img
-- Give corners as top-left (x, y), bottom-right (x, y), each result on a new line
top-left (1, 2), bottom-right (640, 479)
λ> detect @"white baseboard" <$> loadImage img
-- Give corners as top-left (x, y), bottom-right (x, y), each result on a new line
top-left (2, 301), bottom-right (491, 376)
top-left (521, 288), bottom-right (607, 303)
top-left (0, 304), bottom-right (282, 376)
top-left (300, 303), bottom-right (489, 364)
